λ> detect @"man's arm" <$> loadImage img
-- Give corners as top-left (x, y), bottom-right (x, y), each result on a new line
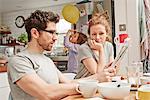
top-left (71, 67), bottom-right (116, 83)
top-left (16, 73), bottom-right (78, 100)
top-left (55, 64), bottom-right (116, 83)
top-left (56, 69), bottom-right (72, 83)
top-left (79, 67), bottom-right (116, 82)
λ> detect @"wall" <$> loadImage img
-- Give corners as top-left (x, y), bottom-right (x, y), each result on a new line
top-left (1, 4), bottom-right (65, 38)
top-left (126, 0), bottom-right (141, 63)
top-left (115, 0), bottom-right (140, 75)
top-left (0, 0), bottom-right (1, 25)
top-left (103, 0), bottom-right (112, 26)
top-left (114, 0), bottom-right (127, 75)
top-left (0, 13), bottom-right (1, 25)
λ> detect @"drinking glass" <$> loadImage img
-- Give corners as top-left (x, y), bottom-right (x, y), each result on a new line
top-left (136, 62), bottom-right (143, 77)
top-left (126, 62), bottom-right (143, 89)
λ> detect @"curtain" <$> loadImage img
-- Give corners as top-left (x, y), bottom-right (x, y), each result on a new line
top-left (139, 0), bottom-right (150, 73)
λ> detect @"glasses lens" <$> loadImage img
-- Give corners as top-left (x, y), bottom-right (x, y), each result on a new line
top-left (42, 30), bottom-right (57, 35)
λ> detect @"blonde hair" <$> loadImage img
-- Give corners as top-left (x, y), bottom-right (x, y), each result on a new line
top-left (88, 12), bottom-right (112, 42)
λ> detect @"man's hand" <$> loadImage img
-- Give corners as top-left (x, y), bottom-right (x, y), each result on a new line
top-left (97, 67), bottom-right (116, 82)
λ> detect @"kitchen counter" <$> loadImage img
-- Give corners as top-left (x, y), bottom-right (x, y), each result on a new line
top-left (47, 55), bottom-right (68, 62)
top-left (0, 66), bottom-right (7, 73)
top-left (46, 55), bottom-right (68, 72)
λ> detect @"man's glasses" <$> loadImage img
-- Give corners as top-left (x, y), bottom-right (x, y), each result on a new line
top-left (41, 29), bottom-right (58, 35)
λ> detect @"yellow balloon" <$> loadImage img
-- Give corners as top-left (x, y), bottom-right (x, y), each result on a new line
top-left (62, 4), bottom-right (80, 24)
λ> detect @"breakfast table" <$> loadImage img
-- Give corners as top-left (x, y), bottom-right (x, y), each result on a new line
top-left (62, 91), bottom-right (137, 100)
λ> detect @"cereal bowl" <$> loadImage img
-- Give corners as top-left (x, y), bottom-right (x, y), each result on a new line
top-left (97, 82), bottom-right (131, 100)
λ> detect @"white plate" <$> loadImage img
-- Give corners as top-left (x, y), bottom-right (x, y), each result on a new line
top-left (143, 73), bottom-right (150, 77)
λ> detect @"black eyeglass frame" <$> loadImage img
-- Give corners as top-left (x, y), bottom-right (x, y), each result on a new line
top-left (40, 29), bottom-right (58, 35)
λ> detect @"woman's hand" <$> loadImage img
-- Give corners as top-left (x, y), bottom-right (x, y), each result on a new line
top-left (88, 39), bottom-right (103, 51)
top-left (97, 67), bottom-right (116, 82)
top-left (105, 62), bottom-right (113, 68)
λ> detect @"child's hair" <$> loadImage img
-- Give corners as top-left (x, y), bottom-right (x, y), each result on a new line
top-left (68, 29), bottom-right (88, 45)
top-left (76, 32), bottom-right (88, 45)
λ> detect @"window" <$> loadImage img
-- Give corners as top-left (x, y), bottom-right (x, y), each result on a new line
top-left (52, 19), bottom-right (71, 55)
top-left (56, 19), bottom-right (71, 33)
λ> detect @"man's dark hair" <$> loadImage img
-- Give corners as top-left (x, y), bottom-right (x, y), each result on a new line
top-left (25, 10), bottom-right (60, 42)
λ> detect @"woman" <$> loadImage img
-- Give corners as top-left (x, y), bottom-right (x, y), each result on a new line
top-left (64, 30), bottom-right (87, 73)
top-left (75, 13), bottom-right (114, 79)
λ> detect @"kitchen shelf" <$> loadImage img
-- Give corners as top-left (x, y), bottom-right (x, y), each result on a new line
top-left (0, 42), bottom-right (24, 46)
top-left (0, 66), bottom-right (7, 72)
top-left (0, 42), bottom-right (25, 55)
top-left (0, 31), bottom-right (11, 34)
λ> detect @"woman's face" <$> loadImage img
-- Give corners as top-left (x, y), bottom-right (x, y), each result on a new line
top-left (69, 33), bottom-right (79, 43)
top-left (90, 24), bottom-right (107, 43)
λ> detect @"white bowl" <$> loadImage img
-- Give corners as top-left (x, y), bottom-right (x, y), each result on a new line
top-left (97, 82), bottom-right (131, 100)
top-left (112, 76), bottom-right (121, 82)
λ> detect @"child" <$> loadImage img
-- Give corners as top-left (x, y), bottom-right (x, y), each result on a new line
top-left (64, 30), bottom-right (87, 73)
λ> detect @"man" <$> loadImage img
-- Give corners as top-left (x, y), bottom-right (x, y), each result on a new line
top-left (7, 10), bottom-right (116, 100)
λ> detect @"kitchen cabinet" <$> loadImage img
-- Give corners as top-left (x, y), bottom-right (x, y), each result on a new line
top-left (0, 31), bottom-right (25, 56)
top-left (0, 31), bottom-right (11, 45)
top-left (54, 61), bottom-right (68, 72)
top-left (0, 72), bottom-right (10, 100)
top-left (47, 55), bottom-right (68, 72)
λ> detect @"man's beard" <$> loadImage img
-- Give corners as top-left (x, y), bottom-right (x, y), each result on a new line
top-left (37, 39), bottom-right (52, 51)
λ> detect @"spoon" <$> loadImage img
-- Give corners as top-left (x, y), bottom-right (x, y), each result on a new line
top-left (117, 84), bottom-right (121, 87)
